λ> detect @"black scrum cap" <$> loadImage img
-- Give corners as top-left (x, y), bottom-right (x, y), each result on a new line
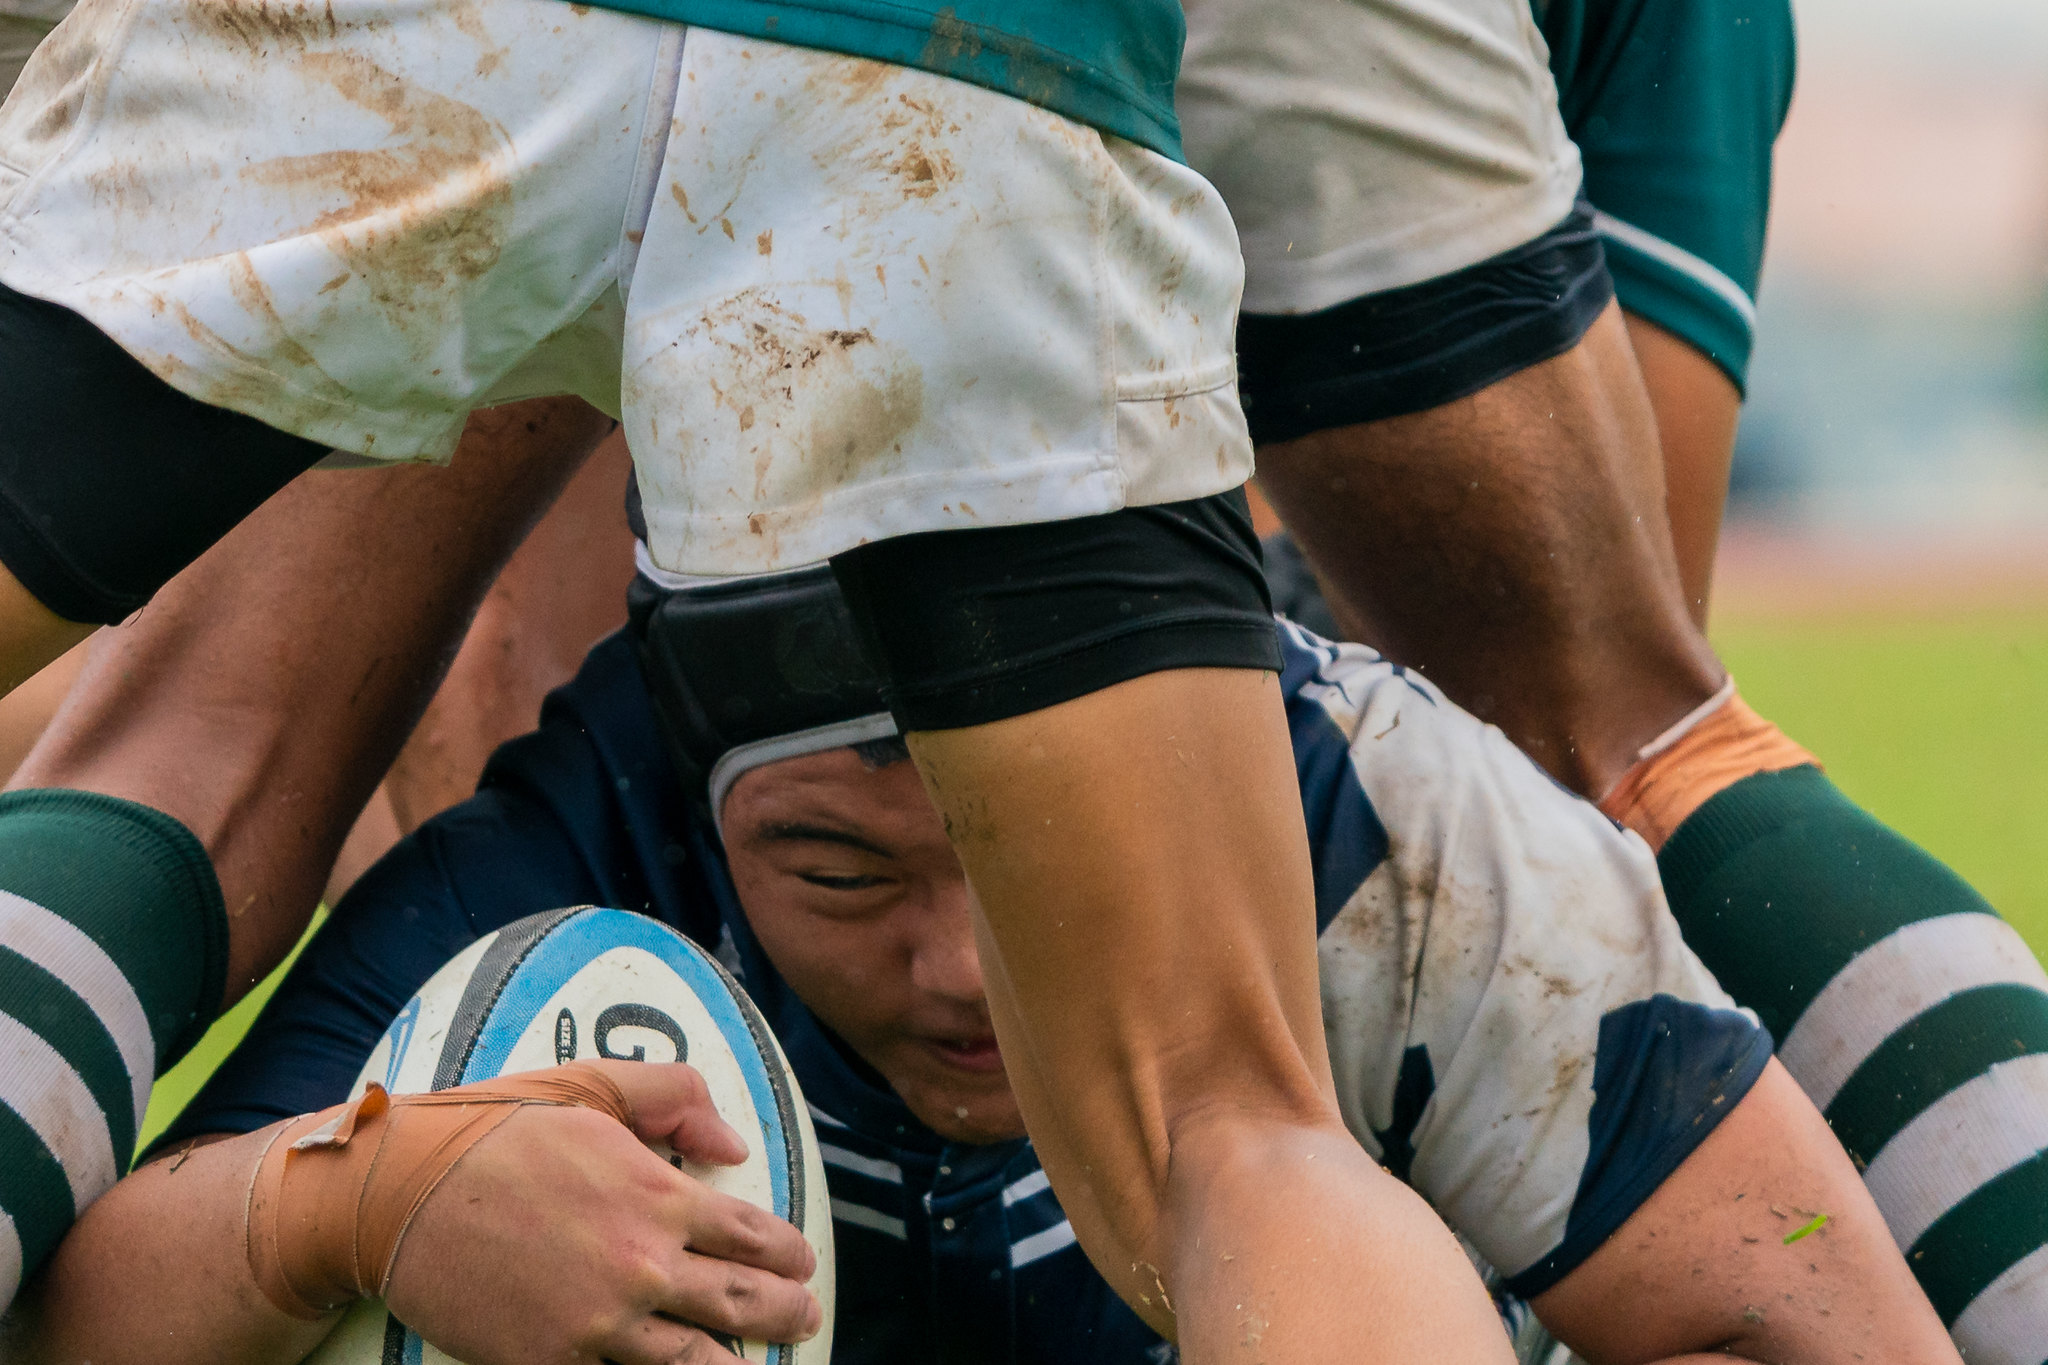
top-left (626, 547), bottom-right (895, 828)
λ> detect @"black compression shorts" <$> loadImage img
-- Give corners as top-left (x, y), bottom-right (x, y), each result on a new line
top-left (0, 282), bottom-right (330, 623)
top-left (1236, 204), bottom-right (1614, 446)
top-left (832, 490), bottom-right (1280, 732)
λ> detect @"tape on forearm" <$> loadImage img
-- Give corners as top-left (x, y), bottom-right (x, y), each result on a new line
top-left (245, 1062), bottom-right (635, 1319)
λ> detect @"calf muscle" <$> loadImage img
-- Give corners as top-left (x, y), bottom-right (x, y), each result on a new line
top-left (1257, 304), bottom-right (1723, 796)
top-left (10, 398), bottom-right (613, 1005)
top-left (911, 667), bottom-right (1511, 1361)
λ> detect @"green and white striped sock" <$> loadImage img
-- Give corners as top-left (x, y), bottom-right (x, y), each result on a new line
top-left (0, 790), bottom-right (225, 1308)
top-left (1662, 766), bottom-right (2048, 1365)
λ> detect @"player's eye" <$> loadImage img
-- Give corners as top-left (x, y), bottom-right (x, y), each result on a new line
top-left (797, 871), bottom-right (892, 891)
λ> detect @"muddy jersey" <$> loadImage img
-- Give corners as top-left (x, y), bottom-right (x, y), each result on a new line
top-left (160, 627), bottom-right (1767, 1362)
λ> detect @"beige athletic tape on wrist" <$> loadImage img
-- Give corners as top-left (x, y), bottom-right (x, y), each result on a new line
top-left (245, 1063), bottom-right (635, 1319)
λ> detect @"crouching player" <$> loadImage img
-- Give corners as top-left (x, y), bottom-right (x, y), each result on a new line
top-left (7, 563), bottom-right (1957, 1364)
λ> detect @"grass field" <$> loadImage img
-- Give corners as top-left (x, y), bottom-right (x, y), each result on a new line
top-left (1714, 604), bottom-right (2048, 953)
top-left (132, 602), bottom-right (2048, 1154)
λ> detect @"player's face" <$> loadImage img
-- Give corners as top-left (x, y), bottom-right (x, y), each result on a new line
top-left (721, 747), bottom-right (1027, 1145)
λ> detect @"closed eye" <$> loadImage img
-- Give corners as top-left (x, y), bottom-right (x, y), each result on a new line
top-left (798, 872), bottom-right (892, 891)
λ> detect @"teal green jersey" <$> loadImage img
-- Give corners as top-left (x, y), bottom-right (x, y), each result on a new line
top-left (1540, 0), bottom-right (1796, 390)
top-left (580, 0), bottom-right (1187, 160)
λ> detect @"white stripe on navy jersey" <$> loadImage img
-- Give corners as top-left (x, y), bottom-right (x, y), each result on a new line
top-left (1002, 1168), bottom-right (1052, 1206)
top-left (1010, 1219), bottom-right (1077, 1268)
top-left (819, 1142), bottom-right (904, 1184)
top-left (1862, 1053), bottom-right (2048, 1252)
top-left (807, 1103), bottom-right (849, 1130)
top-left (0, 1011), bottom-right (118, 1211)
top-left (1780, 914), bottom-right (2048, 1110)
top-left (830, 1198), bottom-right (907, 1240)
top-left (0, 890), bottom-right (153, 1128)
top-left (1952, 1243), bottom-right (2048, 1365)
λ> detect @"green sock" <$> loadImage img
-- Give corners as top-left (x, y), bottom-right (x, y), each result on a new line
top-left (0, 790), bottom-right (226, 1307)
top-left (1661, 766), bottom-right (2048, 1354)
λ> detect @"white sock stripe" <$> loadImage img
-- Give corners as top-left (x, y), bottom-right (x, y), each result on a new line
top-left (1780, 915), bottom-right (2048, 1111)
top-left (829, 1199), bottom-right (907, 1240)
top-left (0, 1011), bottom-right (118, 1212)
top-left (0, 1207), bottom-right (18, 1314)
top-left (1633, 677), bottom-right (1737, 764)
top-left (0, 889), bottom-right (153, 1128)
top-left (1010, 1219), bottom-right (1077, 1268)
top-left (1950, 1242), bottom-right (2048, 1365)
top-left (1862, 1053), bottom-right (2048, 1251)
top-left (818, 1143), bottom-right (903, 1184)
top-left (1002, 1168), bottom-right (1052, 1206)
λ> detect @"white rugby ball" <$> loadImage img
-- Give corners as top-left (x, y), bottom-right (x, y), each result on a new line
top-left (302, 906), bottom-right (834, 1365)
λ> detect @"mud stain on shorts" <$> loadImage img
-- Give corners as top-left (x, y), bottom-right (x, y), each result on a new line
top-left (244, 49), bottom-right (512, 360)
top-left (188, 0), bottom-right (343, 54)
top-left (801, 59), bottom-right (965, 208)
top-left (638, 289), bottom-right (924, 542)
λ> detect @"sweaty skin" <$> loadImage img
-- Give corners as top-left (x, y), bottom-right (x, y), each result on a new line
top-left (1257, 302), bottom-right (1728, 798)
top-left (906, 670), bottom-right (1518, 1361)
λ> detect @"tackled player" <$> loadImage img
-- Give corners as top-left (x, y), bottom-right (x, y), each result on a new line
top-left (0, 1), bottom-right (1480, 1359)
top-left (7, 563), bottom-right (1958, 1365)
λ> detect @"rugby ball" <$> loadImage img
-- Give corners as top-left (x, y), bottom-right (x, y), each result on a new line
top-left (301, 906), bottom-right (834, 1365)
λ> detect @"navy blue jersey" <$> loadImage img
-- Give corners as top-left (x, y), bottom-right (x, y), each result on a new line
top-left (163, 627), bottom-right (1768, 1359)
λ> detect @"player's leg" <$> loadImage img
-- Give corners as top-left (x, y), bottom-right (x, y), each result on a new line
top-left (835, 508), bottom-right (1513, 1360)
top-left (323, 427), bottom-right (635, 901)
top-left (1625, 313), bottom-right (1739, 626)
top-left (1635, 754), bottom-right (2048, 1360)
top-left (0, 0), bottom-right (671, 1301)
top-left (1194, 0), bottom-right (2048, 1348)
top-left (0, 396), bottom-right (608, 1304)
top-left (375, 430), bottom-right (636, 835)
top-left (628, 34), bottom-right (1510, 1354)
top-left (1253, 295), bottom-right (1725, 793)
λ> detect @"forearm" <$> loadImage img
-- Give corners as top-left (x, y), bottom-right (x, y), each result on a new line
top-left (1533, 1062), bottom-right (1960, 1365)
top-left (8, 1130), bottom-right (335, 1365)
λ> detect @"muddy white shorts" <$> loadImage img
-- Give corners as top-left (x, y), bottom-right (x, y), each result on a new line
top-left (0, 0), bottom-right (1251, 575)
top-left (1179, 0), bottom-right (1582, 314)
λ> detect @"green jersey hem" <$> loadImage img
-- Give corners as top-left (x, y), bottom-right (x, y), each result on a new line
top-left (1604, 235), bottom-right (1756, 394)
top-left (590, 0), bottom-right (1185, 161)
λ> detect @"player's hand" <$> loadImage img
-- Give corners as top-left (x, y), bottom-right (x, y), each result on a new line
top-left (381, 1060), bottom-right (823, 1365)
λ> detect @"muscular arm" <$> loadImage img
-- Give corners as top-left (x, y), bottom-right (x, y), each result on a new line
top-left (1624, 311), bottom-right (1743, 628)
top-left (1535, 1060), bottom-right (1959, 1365)
top-left (9, 1066), bottom-right (815, 1365)
top-left (8, 397), bottom-right (614, 1004)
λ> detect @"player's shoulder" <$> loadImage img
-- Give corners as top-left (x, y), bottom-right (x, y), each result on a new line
top-left (1277, 616), bottom-right (1539, 790)
top-left (1278, 616), bottom-right (1657, 933)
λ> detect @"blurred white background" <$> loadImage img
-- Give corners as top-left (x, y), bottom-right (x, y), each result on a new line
top-left (1732, 0), bottom-right (2048, 544)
